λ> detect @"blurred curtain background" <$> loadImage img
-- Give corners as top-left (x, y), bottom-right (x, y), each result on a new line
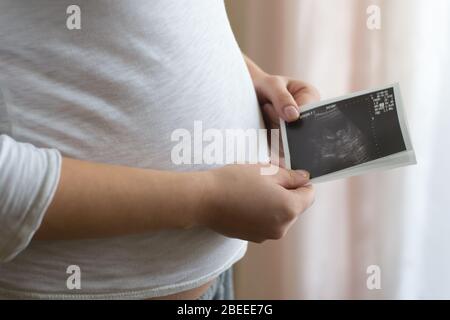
top-left (226, 0), bottom-right (450, 299)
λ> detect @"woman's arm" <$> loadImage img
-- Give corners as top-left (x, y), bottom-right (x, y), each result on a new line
top-left (35, 158), bottom-right (314, 244)
top-left (35, 157), bottom-right (209, 240)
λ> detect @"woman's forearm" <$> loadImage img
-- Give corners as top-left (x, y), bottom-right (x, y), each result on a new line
top-left (34, 157), bottom-right (210, 240)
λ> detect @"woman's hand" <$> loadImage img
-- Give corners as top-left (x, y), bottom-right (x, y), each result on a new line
top-left (254, 75), bottom-right (320, 124)
top-left (244, 55), bottom-right (320, 167)
top-left (197, 164), bottom-right (314, 243)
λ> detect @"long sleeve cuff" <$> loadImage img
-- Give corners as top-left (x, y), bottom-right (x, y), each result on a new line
top-left (0, 135), bottom-right (62, 262)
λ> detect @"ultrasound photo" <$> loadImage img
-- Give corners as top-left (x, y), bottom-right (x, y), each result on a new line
top-left (282, 85), bottom-right (411, 179)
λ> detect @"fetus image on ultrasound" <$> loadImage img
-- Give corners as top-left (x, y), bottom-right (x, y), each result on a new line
top-left (308, 107), bottom-right (372, 176)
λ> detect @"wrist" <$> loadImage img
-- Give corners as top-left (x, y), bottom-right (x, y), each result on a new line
top-left (179, 170), bottom-right (216, 229)
top-left (243, 55), bottom-right (268, 83)
top-left (249, 67), bottom-right (268, 83)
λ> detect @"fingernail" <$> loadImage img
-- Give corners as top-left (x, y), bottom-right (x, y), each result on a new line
top-left (284, 106), bottom-right (299, 121)
top-left (297, 170), bottom-right (310, 179)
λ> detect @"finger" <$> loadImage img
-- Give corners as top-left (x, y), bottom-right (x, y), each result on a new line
top-left (261, 77), bottom-right (299, 122)
top-left (275, 168), bottom-right (310, 189)
top-left (278, 157), bottom-right (286, 168)
top-left (262, 103), bottom-right (280, 129)
top-left (289, 184), bottom-right (315, 213)
top-left (262, 103), bottom-right (285, 160)
top-left (288, 82), bottom-right (321, 107)
top-left (270, 156), bottom-right (286, 168)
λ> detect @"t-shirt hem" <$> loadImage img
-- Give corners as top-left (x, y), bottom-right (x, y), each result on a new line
top-left (0, 240), bottom-right (247, 299)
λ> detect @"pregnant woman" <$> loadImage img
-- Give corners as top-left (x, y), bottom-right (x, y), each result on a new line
top-left (0, 0), bottom-right (319, 299)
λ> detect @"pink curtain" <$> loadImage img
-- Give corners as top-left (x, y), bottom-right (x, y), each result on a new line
top-left (227, 0), bottom-right (450, 299)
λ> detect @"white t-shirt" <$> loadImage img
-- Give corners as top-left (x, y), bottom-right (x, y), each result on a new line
top-left (0, 0), bottom-right (265, 298)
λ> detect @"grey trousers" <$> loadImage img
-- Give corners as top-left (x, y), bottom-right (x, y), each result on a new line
top-left (197, 268), bottom-right (234, 300)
